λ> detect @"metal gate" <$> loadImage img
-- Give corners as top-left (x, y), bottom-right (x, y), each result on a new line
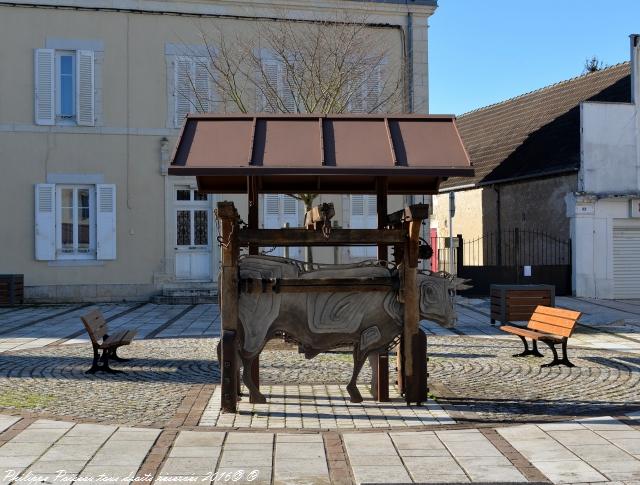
top-left (433, 228), bottom-right (572, 295)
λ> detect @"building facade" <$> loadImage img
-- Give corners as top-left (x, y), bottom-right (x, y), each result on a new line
top-left (431, 61), bottom-right (631, 291)
top-left (0, 0), bottom-right (436, 301)
top-left (566, 35), bottom-right (640, 299)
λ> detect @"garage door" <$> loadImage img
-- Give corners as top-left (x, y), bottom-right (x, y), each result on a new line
top-left (613, 222), bottom-right (640, 299)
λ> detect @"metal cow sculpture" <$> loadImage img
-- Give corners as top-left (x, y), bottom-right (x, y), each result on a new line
top-left (226, 255), bottom-right (465, 404)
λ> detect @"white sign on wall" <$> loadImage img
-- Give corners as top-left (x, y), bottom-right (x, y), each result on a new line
top-left (631, 199), bottom-right (640, 218)
top-left (576, 203), bottom-right (595, 215)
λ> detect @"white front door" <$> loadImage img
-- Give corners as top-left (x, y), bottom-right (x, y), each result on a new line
top-left (174, 188), bottom-right (212, 281)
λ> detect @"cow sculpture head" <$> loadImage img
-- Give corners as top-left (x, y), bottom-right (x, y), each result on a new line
top-left (417, 270), bottom-right (470, 328)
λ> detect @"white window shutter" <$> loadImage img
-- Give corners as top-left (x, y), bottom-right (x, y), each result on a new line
top-left (194, 58), bottom-right (210, 113)
top-left (260, 60), bottom-right (279, 112)
top-left (96, 184), bottom-right (116, 260)
top-left (35, 184), bottom-right (56, 260)
top-left (175, 57), bottom-right (192, 127)
top-left (348, 72), bottom-right (366, 113)
top-left (365, 66), bottom-right (381, 113)
top-left (282, 195), bottom-right (298, 226)
top-left (279, 63), bottom-right (296, 113)
top-left (34, 49), bottom-right (55, 125)
top-left (366, 195), bottom-right (378, 227)
top-left (76, 50), bottom-right (95, 126)
top-left (264, 194), bottom-right (280, 228)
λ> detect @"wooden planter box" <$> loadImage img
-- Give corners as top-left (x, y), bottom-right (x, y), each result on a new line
top-left (0, 274), bottom-right (24, 305)
top-left (490, 284), bottom-right (555, 325)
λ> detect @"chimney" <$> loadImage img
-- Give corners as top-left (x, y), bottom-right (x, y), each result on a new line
top-left (631, 34), bottom-right (640, 104)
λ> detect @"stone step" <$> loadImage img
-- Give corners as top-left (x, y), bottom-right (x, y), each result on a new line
top-left (152, 286), bottom-right (218, 304)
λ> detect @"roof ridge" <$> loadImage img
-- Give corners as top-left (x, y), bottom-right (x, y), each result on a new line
top-left (459, 61), bottom-right (631, 118)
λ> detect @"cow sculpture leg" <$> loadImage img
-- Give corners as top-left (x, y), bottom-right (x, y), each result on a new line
top-left (346, 345), bottom-right (369, 403)
top-left (241, 354), bottom-right (267, 404)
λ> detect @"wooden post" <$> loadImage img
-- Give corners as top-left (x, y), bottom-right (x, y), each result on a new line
top-left (373, 177), bottom-right (389, 402)
top-left (217, 201), bottom-right (240, 413)
top-left (402, 219), bottom-right (421, 404)
top-left (247, 177), bottom-right (260, 397)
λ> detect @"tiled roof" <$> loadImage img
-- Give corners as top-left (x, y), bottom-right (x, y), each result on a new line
top-left (441, 62), bottom-right (632, 190)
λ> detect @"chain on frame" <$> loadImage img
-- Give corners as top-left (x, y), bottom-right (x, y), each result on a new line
top-left (214, 209), bottom-right (236, 249)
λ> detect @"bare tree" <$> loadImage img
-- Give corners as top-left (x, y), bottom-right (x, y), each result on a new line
top-left (176, 13), bottom-right (405, 261)
top-left (584, 56), bottom-right (605, 73)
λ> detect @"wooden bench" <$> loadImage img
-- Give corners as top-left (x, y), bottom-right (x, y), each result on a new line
top-left (500, 305), bottom-right (581, 368)
top-left (81, 310), bottom-right (137, 374)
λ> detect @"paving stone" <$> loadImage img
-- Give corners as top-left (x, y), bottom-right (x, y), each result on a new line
top-left (160, 456), bottom-right (217, 475)
top-left (174, 430), bottom-right (225, 447)
top-left (169, 445), bottom-right (221, 458)
top-left (351, 465), bottom-right (411, 484)
top-left (533, 459), bottom-right (608, 483)
top-left (0, 442), bottom-right (51, 456)
top-left (26, 459), bottom-right (87, 473)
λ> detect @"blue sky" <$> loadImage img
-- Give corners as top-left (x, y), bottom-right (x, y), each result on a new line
top-left (428, 0), bottom-right (640, 115)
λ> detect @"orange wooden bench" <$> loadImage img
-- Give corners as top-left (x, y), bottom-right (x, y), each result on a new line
top-left (81, 310), bottom-right (137, 374)
top-left (500, 305), bottom-right (582, 367)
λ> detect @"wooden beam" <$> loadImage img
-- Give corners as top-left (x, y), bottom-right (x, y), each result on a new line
top-left (239, 276), bottom-right (397, 294)
top-left (374, 176), bottom-right (390, 402)
top-left (238, 228), bottom-right (406, 246)
top-left (216, 201), bottom-right (241, 413)
top-left (248, 176), bottom-right (259, 256)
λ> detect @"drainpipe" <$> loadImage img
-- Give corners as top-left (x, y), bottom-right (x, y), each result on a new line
top-left (631, 34), bottom-right (640, 199)
top-left (494, 186), bottom-right (502, 265)
top-left (406, 7), bottom-right (414, 114)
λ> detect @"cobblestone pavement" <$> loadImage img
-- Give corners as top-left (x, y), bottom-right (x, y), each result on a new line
top-left (2, 300), bottom-right (640, 482)
top-left (1, 333), bottom-right (639, 427)
top-left (3, 414), bottom-right (640, 484)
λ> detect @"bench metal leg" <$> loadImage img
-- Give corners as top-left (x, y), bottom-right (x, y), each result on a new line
top-left (86, 344), bottom-right (102, 374)
top-left (513, 336), bottom-right (544, 357)
top-left (111, 348), bottom-right (130, 362)
top-left (101, 349), bottom-right (124, 374)
top-left (540, 339), bottom-right (575, 368)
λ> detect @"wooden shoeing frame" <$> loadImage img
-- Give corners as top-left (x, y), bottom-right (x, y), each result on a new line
top-left (216, 175), bottom-right (428, 413)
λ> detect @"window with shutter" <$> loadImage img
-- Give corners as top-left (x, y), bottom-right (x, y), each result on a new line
top-left (35, 184), bottom-right (56, 260)
top-left (258, 55), bottom-right (297, 113)
top-left (174, 56), bottom-right (213, 127)
top-left (34, 49), bottom-right (55, 125)
top-left (35, 48), bottom-right (95, 126)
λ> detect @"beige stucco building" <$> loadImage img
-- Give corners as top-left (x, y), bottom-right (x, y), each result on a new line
top-left (0, 0), bottom-right (436, 301)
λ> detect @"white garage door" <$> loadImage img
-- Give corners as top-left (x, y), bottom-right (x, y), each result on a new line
top-left (613, 222), bottom-right (640, 299)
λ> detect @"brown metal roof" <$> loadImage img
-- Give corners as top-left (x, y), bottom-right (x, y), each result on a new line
top-left (169, 114), bottom-right (473, 194)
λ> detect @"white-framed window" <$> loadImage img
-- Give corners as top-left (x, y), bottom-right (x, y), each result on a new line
top-left (257, 55), bottom-right (296, 113)
top-left (350, 195), bottom-right (377, 258)
top-left (35, 49), bottom-right (94, 126)
top-left (174, 56), bottom-right (213, 128)
top-left (35, 184), bottom-right (115, 261)
top-left (56, 185), bottom-right (96, 259)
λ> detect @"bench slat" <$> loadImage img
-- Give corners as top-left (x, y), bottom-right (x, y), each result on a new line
top-left (81, 310), bottom-right (108, 342)
top-left (528, 320), bottom-right (572, 338)
top-left (534, 305), bottom-right (581, 321)
top-left (530, 312), bottom-right (577, 329)
top-left (500, 325), bottom-right (562, 342)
